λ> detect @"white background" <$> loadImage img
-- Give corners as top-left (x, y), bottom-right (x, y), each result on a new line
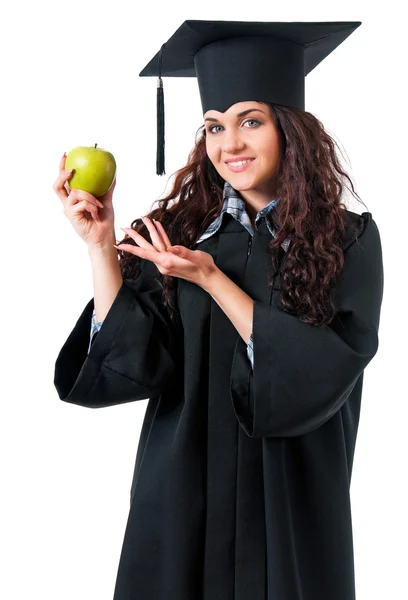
top-left (1, 0), bottom-right (405, 599)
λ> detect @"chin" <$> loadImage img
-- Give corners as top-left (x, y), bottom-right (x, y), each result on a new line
top-left (226, 177), bottom-right (256, 191)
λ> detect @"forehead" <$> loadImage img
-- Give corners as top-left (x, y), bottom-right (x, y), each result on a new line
top-left (204, 101), bottom-right (268, 119)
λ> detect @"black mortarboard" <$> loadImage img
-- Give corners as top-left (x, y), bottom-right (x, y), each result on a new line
top-left (139, 20), bottom-right (362, 175)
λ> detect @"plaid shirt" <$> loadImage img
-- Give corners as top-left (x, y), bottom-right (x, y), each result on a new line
top-left (88, 181), bottom-right (290, 366)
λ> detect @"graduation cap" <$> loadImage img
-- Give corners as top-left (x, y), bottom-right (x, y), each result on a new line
top-left (139, 20), bottom-right (362, 175)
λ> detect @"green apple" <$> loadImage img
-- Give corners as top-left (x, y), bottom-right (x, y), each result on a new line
top-left (65, 143), bottom-right (116, 198)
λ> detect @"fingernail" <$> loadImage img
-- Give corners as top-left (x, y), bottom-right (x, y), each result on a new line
top-left (65, 169), bottom-right (72, 174)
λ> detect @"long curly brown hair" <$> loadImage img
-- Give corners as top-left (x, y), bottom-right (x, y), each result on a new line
top-left (116, 102), bottom-right (367, 328)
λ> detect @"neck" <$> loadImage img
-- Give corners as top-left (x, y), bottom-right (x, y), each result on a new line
top-left (238, 185), bottom-right (278, 220)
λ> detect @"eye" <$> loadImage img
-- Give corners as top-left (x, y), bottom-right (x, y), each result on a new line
top-left (207, 124), bottom-right (222, 134)
top-left (207, 119), bottom-right (261, 134)
top-left (244, 119), bottom-right (261, 128)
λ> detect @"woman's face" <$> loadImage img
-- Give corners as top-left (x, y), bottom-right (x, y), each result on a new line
top-left (204, 101), bottom-right (282, 196)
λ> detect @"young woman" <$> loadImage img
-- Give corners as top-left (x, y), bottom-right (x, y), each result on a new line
top-left (53, 21), bottom-right (384, 600)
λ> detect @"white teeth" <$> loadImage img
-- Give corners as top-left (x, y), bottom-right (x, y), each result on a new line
top-left (228, 159), bottom-right (253, 167)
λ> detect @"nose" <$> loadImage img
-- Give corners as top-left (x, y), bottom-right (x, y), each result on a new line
top-left (221, 129), bottom-right (245, 154)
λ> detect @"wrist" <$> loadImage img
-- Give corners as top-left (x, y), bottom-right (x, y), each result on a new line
top-left (202, 265), bottom-right (223, 295)
top-left (87, 238), bottom-right (117, 256)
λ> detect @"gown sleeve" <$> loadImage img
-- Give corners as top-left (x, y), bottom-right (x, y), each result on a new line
top-left (54, 261), bottom-right (180, 409)
top-left (230, 212), bottom-right (384, 438)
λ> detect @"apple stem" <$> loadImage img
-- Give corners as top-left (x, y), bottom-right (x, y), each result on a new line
top-left (94, 143), bottom-right (97, 149)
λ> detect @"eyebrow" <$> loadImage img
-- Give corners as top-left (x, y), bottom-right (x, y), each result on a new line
top-left (204, 108), bottom-right (266, 122)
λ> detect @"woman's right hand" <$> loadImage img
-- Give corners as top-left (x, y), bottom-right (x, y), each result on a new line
top-left (53, 152), bottom-right (117, 248)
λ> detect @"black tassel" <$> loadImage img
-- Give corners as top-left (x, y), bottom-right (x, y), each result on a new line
top-left (156, 44), bottom-right (166, 175)
top-left (156, 77), bottom-right (165, 175)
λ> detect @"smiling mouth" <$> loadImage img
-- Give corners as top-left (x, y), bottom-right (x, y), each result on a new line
top-left (225, 158), bottom-right (255, 171)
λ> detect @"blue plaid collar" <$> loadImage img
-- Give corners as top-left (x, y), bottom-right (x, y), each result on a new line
top-left (196, 181), bottom-right (290, 252)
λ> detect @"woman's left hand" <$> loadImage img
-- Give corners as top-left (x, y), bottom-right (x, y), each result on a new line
top-left (115, 216), bottom-right (218, 289)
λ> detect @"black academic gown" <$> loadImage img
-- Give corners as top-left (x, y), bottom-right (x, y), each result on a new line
top-left (54, 209), bottom-right (384, 600)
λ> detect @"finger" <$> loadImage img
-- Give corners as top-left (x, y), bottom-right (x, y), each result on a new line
top-left (114, 243), bottom-right (141, 256)
top-left (110, 177), bottom-right (117, 192)
top-left (120, 227), bottom-right (157, 252)
top-left (66, 189), bottom-right (104, 210)
top-left (115, 243), bottom-right (171, 272)
top-left (152, 218), bottom-right (172, 249)
top-left (141, 216), bottom-right (166, 251)
top-left (168, 246), bottom-right (191, 261)
top-left (69, 198), bottom-right (101, 223)
top-left (59, 152), bottom-right (67, 173)
top-left (53, 169), bottom-right (73, 203)
top-left (100, 176), bottom-right (116, 202)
